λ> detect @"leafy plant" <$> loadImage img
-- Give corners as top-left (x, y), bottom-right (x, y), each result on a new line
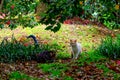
top-left (83, 0), bottom-right (120, 29)
top-left (1, 0), bottom-right (39, 29)
top-left (77, 50), bottom-right (106, 66)
top-left (0, 24), bottom-right (4, 29)
top-left (0, 36), bottom-right (59, 63)
top-left (9, 71), bottom-right (39, 80)
top-left (96, 64), bottom-right (119, 78)
top-left (96, 35), bottom-right (120, 59)
top-left (63, 76), bottom-right (74, 80)
top-left (0, 0), bottom-right (119, 32)
top-left (40, 0), bottom-right (120, 32)
top-left (40, 0), bottom-right (84, 32)
top-left (38, 63), bottom-right (68, 78)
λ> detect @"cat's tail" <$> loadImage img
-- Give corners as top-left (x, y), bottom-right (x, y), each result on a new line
top-left (27, 35), bottom-right (39, 46)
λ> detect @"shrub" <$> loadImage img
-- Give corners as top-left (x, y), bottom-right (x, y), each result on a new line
top-left (0, 37), bottom-right (58, 63)
top-left (96, 35), bottom-right (120, 59)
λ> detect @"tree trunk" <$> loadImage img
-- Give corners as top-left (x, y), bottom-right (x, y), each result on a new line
top-left (0, 0), bottom-right (4, 12)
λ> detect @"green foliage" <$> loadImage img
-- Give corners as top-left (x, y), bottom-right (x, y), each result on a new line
top-left (1, 0), bottom-right (119, 31)
top-left (18, 15), bottom-right (38, 28)
top-left (40, 0), bottom-right (84, 32)
top-left (96, 35), bottom-right (120, 59)
top-left (100, 12), bottom-right (120, 29)
top-left (57, 52), bottom-right (71, 59)
top-left (1, 0), bottom-right (39, 29)
top-left (40, 0), bottom-right (119, 31)
top-left (0, 24), bottom-right (4, 29)
top-left (96, 64), bottom-right (118, 77)
top-left (77, 51), bottom-right (106, 66)
top-left (9, 71), bottom-right (38, 80)
top-left (83, 0), bottom-right (120, 29)
top-left (3, 0), bottom-right (37, 15)
top-left (49, 41), bottom-right (71, 59)
top-left (0, 36), bottom-right (58, 63)
top-left (38, 63), bottom-right (68, 77)
top-left (63, 76), bottom-right (74, 80)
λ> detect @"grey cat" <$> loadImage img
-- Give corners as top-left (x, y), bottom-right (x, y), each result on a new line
top-left (70, 39), bottom-right (82, 59)
top-left (27, 35), bottom-right (56, 63)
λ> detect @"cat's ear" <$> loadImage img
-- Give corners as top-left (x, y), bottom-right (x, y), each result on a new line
top-left (74, 39), bottom-right (77, 42)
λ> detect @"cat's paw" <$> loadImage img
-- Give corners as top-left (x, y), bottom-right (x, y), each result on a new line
top-left (75, 57), bottom-right (78, 60)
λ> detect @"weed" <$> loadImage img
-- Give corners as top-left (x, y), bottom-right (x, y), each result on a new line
top-left (63, 76), bottom-right (74, 80)
top-left (0, 36), bottom-right (60, 63)
top-left (96, 35), bottom-right (120, 59)
top-left (9, 71), bottom-right (39, 80)
top-left (38, 63), bottom-right (68, 78)
top-left (96, 64), bottom-right (120, 79)
top-left (77, 50), bottom-right (106, 65)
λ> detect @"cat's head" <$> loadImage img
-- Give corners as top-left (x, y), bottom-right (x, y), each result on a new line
top-left (70, 39), bottom-right (77, 45)
top-left (49, 50), bottom-right (56, 59)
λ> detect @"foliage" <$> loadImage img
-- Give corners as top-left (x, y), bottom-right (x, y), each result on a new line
top-left (77, 51), bottom-right (106, 64)
top-left (40, 0), bottom-right (84, 32)
top-left (40, 0), bottom-right (120, 31)
top-left (0, 0), bottom-right (39, 28)
top-left (9, 71), bottom-right (38, 80)
top-left (96, 64), bottom-right (119, 78)
top-left (0, 0), bottom-right (119, 31)
top-left (0, 36), bottom-right (59, 63)
top-left (76, 51), bottom-right (120, 78)
top-left (38, 62), bottom-right (68, 78)
top-left (96, 35), bottom-right (120, 59)
top-left (0, 25), bottom-right (120, 79)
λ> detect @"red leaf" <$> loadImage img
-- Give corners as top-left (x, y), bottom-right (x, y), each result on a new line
top-left (6, 21), bottom-right (11, 25)
top-left (11, 5), bottom-right (15, 9)
top-left (0, 15), bottom-right (4, 19)
top-left (116, 60), bottom-right (120, 65)
top-left (24, 43), bottom-right (29, 47)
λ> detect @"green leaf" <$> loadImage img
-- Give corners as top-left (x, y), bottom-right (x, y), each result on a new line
top-left (0, 24), bottom-right (4, 29)
top-left (9, 23), bottom-right (17, 30)
top-left (52, 23), bottom-right (61, 32)
top-left (83, 5), bottom-right (90, 10)
top-left (45, 25), bottom-right (53, 30)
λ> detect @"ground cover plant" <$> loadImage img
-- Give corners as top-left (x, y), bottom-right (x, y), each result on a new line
top-left (9, 71), bottom-right (39, 80)
top-left (0, 34), bottom-right (61, 63)
top-left (0, 0), bottom-right (120, 79)
top-left (96, 34), bottom-right (120, 59)
top-left (0, 24), bottom-right (120, 79)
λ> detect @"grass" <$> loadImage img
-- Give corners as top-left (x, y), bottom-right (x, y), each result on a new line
top-left (0, 24), bottom-right (104, 60)
top-left (38, 62), bottom-right (68, 78)
top-left (96, 35), bottom-right (120, 59)
top-left (0, 24), bottom-right (120, 79)
top-left (9, 71), bottom-right (39, 80)
top-left (76, 50), bottom-right (120, 79)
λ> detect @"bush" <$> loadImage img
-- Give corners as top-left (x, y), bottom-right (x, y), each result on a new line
top-left (0, 36), bottom-right (58, 63)
top-left (96, 35), bottom-right (120, 59)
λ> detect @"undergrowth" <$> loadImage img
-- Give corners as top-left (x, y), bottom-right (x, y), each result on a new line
top-left (96, 34), bottom-right (120, 59)
top-left (38, 63), bottom-right (68, 79)
top-left (0, 36), bottom-right (62, 63)
top-left (9, 71), bottom-right (39, 80)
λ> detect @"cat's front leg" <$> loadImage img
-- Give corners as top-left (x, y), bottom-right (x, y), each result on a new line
top-left (75, 52), bottom-right (80, 59)
top-left (72, 53), bottom-right (76, 60)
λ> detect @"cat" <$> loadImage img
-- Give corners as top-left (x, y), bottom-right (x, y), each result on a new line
top-left (70, 39), bottom-right (82, 59)
top-left (27, 35), bottom-right (39, 47)
top-left (36, 50), bottom-right (56, 63)
top-left (27, 35), bottom-right (56, 63)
